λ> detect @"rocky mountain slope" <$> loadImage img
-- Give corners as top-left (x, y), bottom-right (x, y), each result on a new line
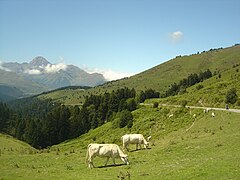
top-left (0, 56), bottom-right (106, 99)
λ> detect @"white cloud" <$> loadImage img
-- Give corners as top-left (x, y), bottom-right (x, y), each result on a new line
top-left (24, 69), bottom-right (42, 75)
top-left (44, 63), bottom-right (67, 73)
top-left (0, 61), bottom-right (11, 72)
top-left (84, 67), bottom-right (134, 81)
top-left (24, 63), bottom-right (68, 75)
top-left (169, 31), bottom-right (183, 43)
top-left (101, 69), bottom-right (134, 81)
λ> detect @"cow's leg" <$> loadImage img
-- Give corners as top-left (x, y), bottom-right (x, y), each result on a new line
top-left (112, 157), bottom-right (116, 166)
top-left (89, 162), bottom-right (93, 168)
top-left (136, 143), bottom-right (138, 150)
top-left (105, 157), bottom-right (110, 166)
top-left (126, 143), bottom-right (130, 152)
top-left (88, 159), bottom-right (94, 168)
top-left (91, 156), bottom-right (96, 168)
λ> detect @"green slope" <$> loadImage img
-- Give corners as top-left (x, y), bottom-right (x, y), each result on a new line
top-left (146, 63), bottom-right (240, 109)
top-left (0, 133), bottom-right (36, 154)
top-left (38, 44), bottom-right (240, 105)
top-left (92, 44), bottom-right (240, 94)
top-left (1, 106), bottom-right (239, 179)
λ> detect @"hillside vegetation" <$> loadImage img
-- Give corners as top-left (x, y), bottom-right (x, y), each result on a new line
top-left (38, 44), bottom-right (240, 106)
top-left (1, 106), bottom-right (240, 179)
top-left (0, 133), bottom-right (36, 154)
top-left (146, 63), bottom-right (240, 109)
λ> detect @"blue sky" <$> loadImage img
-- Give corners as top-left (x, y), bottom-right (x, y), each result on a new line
top-left (0, 0), bottom-right (240, 80)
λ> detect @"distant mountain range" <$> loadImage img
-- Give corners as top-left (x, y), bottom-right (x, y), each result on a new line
top-left (0, 56), bottom-right (106, 101)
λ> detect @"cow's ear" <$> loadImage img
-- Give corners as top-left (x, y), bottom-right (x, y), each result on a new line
top-left (147, 136), bottom-right (152, 141)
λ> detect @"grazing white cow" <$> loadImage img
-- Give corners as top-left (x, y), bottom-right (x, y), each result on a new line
top-left (86, 143), bottom-right (129, 168)
top-left (121, 134), bottom-right (151, 151)
top-left (211, 112), bottom-right (215, 117)
top-left (204, 108), bottom-right (210, 113)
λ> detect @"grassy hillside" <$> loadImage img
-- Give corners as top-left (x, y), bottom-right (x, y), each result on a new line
top-left (146, 63), bottom-right (240, 109)
top-left (96, 44), bottom-right (240, 94)
top-left (38, 44), bottom-right (240, 106)
top-left (0, 133), bottom-right (36, 154)
top-left (1, 105), bottom-right (240, 179)
top-left (38, 88), bottom-right (87, 105)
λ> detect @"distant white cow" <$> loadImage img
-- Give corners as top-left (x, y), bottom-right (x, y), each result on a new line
top-left (86, 143), bottom-right (129, 168)
top-left (204, 108), bottom-right (210, 113)
top-left (211, 112), bottom-right (215, 117)
top-left (121, 134), bottom-right (151, 151)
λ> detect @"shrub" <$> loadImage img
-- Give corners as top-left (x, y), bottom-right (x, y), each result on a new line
top-left (226, 88), bottom-right (238, 104)
top-left (180, 100), bottom-right (188, 108)
top-left (196, 84), bottom-right (204, 90)
top-left (119, 110), bottom-right (133, 128)
top-left (112, 117), bottom-right (120, 129)
top-left (153, 102), bottom-right (159, 108)
top-left (236, 99), bottom-right (240, 106)
top-left (112, 110), bottom-right (133, 129)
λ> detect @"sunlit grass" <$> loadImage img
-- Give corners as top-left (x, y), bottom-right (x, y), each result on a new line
top-left (1, 106), bottom-right (240, 179)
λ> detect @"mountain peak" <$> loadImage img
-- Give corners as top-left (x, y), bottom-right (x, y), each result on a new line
top-left (30, 56), bottom-right (51, 67)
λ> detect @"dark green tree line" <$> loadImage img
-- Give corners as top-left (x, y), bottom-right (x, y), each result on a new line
top-left (165, 69), bottom-right (212, 97)
top-left (139, 88), bottom-right (160, 103)
top-left (1, 87), bottom-right (137, 148)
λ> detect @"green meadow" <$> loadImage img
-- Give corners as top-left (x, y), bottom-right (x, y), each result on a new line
top-left (1, 105), bottom-right (240, 179)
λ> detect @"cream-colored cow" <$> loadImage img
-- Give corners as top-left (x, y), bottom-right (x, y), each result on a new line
top-left (86, 143), bottom-right (129, 168)
top-left (121, 134), bottom-right (151, 151)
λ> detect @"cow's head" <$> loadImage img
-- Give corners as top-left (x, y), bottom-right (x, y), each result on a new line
top-left (144, 142), bottom-right (149, 149)
top-left (121, 155), bottom-right (129, 165)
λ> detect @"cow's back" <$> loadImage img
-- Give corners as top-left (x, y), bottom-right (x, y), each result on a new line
top-left (92, 144), bottom-right (118, 157)
top-left (127, 134), bottom-right (143, 143)
top-left (97, 144), bottom-right (111, 157)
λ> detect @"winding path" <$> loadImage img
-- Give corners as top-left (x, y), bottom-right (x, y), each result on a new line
top-left (141, 103), bottom-right (240, 114)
